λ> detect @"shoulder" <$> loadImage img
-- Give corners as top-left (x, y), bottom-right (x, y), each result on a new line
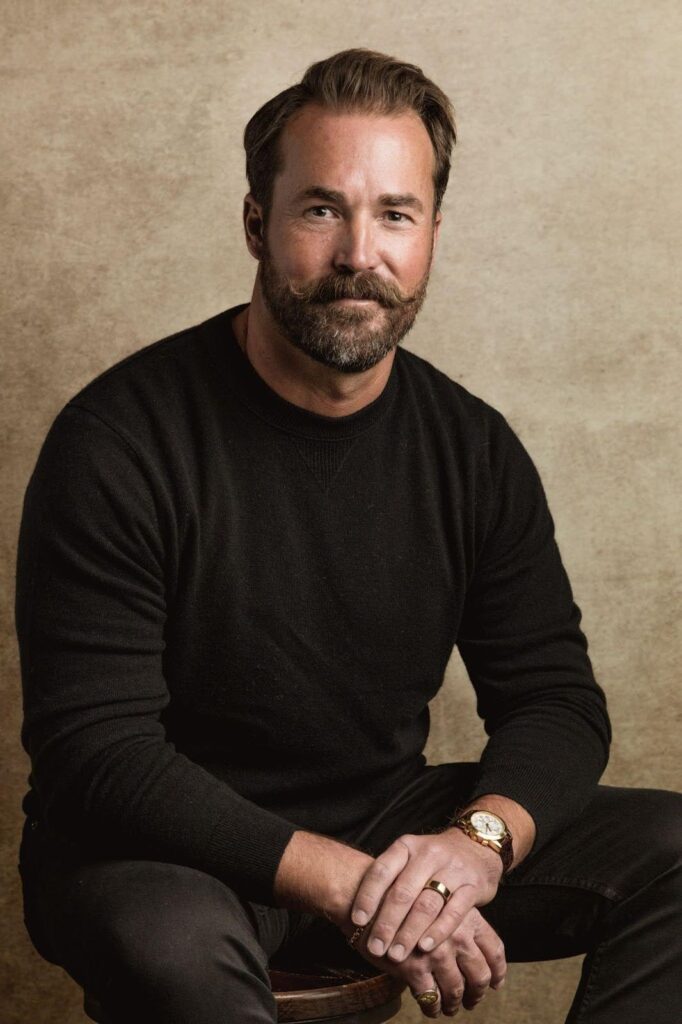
top-left (395, 346), bottom-right (516, 453)
top-left (34, 307), bottom-right (242, 472)
top-left (29, 307), bottom-right (240, 498)
top-left (67, 307), bottom-right (235, 425)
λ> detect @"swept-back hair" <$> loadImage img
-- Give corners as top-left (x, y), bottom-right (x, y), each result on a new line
top-left (243, 48), bottom-right (456, 220)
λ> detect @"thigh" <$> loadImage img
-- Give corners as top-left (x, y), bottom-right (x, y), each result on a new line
top-left (483, 784), bottom-right (682, 961)
top-left (18, 817), bottom-right (293, 998)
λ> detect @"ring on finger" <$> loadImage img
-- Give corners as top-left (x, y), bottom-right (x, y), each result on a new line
top-left (422, 879), bottom-right (451, 904)
top-left (413, 987), bottom-right (440, 1008)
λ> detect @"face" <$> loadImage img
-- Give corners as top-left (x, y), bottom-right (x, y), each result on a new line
top-left (253, 104), bottom-right (441, 374)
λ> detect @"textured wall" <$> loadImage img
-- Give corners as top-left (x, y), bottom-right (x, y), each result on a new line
top-left (2, 3), bottom-right (680, 1022)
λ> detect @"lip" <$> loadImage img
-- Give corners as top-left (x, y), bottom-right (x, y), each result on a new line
top-left (331, 298), bottom-right (377, 304)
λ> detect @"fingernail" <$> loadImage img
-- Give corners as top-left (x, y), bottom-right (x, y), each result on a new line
top-left (368, 937), bottom-right (384, 955)
top-left (420, 936), bottom-right (435, 951)
top-left (352, 910), bottom-right (368, 926)
top-left (388, 943), bottom-right (405, 960)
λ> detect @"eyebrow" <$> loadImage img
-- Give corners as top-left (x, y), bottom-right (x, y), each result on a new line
top-left (294, 186), bottom-right (425, 215)
top-left (379, 192), bottom-right (425, 214)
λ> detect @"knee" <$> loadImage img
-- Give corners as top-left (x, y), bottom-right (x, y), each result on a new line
top-left (104, 867), bottom-right (268, 997)
top-left (629, 789), bottom-right (682, 879)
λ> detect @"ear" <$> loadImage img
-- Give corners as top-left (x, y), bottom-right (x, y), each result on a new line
top-left (243, 193), bottom-right (266, 260)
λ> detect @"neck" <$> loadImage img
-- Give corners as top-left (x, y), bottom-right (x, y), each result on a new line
top-left (231, 290), bottom-right (396, 419)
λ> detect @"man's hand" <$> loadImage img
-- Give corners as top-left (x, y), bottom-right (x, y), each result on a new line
top-left (350, 829), bottom-right (503, 963)
top-left (271, 824), bottom-right (509, 1016)
top-left (355, 905), bottom-right (506, 1018)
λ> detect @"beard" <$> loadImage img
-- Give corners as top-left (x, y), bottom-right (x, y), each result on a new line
top-left (259, 238), bottom-right (433, 374)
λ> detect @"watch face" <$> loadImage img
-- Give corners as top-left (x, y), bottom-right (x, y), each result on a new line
top-left (470, 811), bottom-right (505, 839)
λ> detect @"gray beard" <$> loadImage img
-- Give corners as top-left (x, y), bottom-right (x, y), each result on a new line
top-left (259, 245), bottom-right (432, 374)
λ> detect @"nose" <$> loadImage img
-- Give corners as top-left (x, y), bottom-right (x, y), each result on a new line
top-left (332, 215), bottom-right (378, 274)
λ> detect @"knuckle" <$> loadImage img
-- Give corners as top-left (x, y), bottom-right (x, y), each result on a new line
top-left (451, 934), bottom-right (471, 954)
top-left (424, 838), bottom-right (442, 858)
top-left (391, 884), bottom-right (416, 906)
top-left (446, 906), bottom-right (464, 928)
top-left (371, 860), bottom-right (391, 879)
top-left (418, 889), bottom-right (445, 912)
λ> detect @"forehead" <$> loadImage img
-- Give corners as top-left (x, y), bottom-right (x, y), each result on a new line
top-left (273, 103), bottom-right (436, 204)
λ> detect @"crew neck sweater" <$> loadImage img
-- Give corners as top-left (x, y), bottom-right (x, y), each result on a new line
top-left (16, 304), bottom-right (610, 904)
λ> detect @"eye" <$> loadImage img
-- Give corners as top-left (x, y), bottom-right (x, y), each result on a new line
top-left (306, 206), bottom-right (334, 218)
top-left (384, 211), bottom-right (411, 224)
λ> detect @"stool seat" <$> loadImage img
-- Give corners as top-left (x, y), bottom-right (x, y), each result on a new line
top-left (83, 962), bottom-right (404, 1023)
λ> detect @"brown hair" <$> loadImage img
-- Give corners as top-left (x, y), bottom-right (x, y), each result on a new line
top-left (243, 48), bottom-right (456, 221)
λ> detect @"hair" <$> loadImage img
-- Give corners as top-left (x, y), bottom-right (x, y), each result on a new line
top-left (243, 48), bottom-right (456, 222)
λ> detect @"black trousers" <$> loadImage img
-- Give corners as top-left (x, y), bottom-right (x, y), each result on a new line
top-left (18, 763), bottom-right (682, 1023)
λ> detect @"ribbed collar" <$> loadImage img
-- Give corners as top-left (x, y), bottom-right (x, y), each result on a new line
top-left (217, 303), bottom-right (399, 441)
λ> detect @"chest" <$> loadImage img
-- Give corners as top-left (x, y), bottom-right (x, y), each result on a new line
top-left (164, 411), bottom-right (480, 717)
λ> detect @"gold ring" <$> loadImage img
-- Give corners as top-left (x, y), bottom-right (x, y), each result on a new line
top-left (422, 879), bottom-right (451, 904)
top-left (414, 988), bottom-right (440, 1007)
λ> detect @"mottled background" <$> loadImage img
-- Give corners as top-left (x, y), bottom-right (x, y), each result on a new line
top-left (2, 2), bottom-right (680, 1022)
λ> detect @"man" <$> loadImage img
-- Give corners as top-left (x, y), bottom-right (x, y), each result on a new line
top-left (16, 48), bottom-right (680, 1023)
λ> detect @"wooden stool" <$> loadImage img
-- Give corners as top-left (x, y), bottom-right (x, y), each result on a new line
top-left (83, 962), bottom-right (404, 1023)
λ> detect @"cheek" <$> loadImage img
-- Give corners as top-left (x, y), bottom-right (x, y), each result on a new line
top-left (272, 229), bottom-right (334, 277)
top-left (394, 239), bottom-right (433, 283)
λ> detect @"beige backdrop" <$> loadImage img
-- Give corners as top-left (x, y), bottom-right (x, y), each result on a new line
top-left (2, 3), bottom-right (680, 1022)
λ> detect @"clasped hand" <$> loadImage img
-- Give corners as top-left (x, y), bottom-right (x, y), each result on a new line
top-left (350, 829), bottom-right (506, 1015)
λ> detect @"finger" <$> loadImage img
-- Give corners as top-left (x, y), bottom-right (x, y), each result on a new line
top-left (386, 886), bottom-right (458, 961)
top-left (350, 838), bottom-right (410, 927)
top-left (429, 946), bottom-right (465, 1018)
top-left (417, 884), bottom-right (478, 952)
top-left (456, 946), bottom-right (492, 1011)
top-left (408, 970), bottom-right (443, 1020)
top-left (473, 917), bottom-right (507, 990)
top-left (366, 864), bottom-right (446, 958)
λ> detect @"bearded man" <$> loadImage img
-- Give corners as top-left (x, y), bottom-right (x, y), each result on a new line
top-left (16, 48), bottom-right (681, 1024)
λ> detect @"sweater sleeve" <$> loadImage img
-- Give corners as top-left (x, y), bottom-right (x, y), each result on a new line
top-left (15, 404), bottom-right (297, 904)
top-left (457, 413), bottom-right (611, 856)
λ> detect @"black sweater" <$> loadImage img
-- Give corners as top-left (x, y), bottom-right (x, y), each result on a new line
top-left (16, 304), bottom-right (611, 904)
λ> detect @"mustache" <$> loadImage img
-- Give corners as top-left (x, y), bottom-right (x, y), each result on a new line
top-left (288, 272), bottom-right (416, 308)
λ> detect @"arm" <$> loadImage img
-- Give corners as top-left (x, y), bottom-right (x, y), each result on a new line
top-left (16, 405), bottom-right (296, 904)
top-left (273, 829), bottom-right (373, 924)
top-left (349, 413), bottom-right (610, 960)
top-left (458, 414), bottom-right (611, 848)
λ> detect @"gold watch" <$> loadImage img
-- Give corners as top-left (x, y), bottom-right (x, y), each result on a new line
top-left (452, 809), bottom-right (514, 873)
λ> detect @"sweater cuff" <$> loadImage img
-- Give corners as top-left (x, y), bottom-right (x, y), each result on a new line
top-left (465, 762), bottom-right (598, 859)
top-left (204, 802), bottom-right (298, 906)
